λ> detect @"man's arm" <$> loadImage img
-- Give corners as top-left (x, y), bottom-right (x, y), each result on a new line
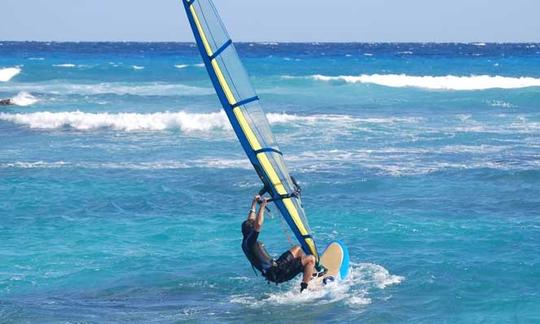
top-left (254, 198), bottom-right (268, 232)
top-left (247, 195), bottom-right (259, 221)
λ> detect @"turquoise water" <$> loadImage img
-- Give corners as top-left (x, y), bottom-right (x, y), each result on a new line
top-left (1, 42), bottom-right (540, 322)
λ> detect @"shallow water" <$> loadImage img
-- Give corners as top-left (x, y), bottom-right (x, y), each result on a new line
top-left (1, 42), bottom-right (539, 322)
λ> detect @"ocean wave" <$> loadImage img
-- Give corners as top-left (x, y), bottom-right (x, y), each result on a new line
top-left (132, 65), bottom-right (145, 70)
top-left (0, 82), bottom-right (213, 96)
top-left (0, 67), bottom-right (21, 82)
top-left (0, 111), bottom-right (232, 131)
top-left (10, 92), bottom-right (39, 106)
top-left (0, 110), bottom-right (422, 132)
top-left (230, 263), bottom-right (403, 308)
top-left (304, 74), bottom-right (540, 90)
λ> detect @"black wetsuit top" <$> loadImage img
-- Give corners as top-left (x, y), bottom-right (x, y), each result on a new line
top-left (241, 221), bottom-right (274, 274)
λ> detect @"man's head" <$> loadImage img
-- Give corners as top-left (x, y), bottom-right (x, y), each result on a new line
top-left (242, 219), bottom-right (255, 237)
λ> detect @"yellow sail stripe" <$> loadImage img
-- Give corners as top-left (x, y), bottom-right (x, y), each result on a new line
top-left (188, 4), bottom-right (317, 257)
top-left (189, 5), bottom-right (212, 57)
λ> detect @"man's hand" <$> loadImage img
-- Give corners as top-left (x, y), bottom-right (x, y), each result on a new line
top-left (260, 197), bottom-right (269, 206)
top-left (251, 195), bottom-right (260, 208)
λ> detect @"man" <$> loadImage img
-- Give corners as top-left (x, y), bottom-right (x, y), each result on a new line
top-left (241, 194), bottom-right (316, 292)
top-left (0, 98), bottom-right (13, 106)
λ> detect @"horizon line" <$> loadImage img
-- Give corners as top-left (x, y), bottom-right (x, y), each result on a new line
top-left (1, 40), bottom-right (539, 45)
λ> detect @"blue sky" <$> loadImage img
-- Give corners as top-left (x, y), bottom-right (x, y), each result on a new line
top-left (1, 0), bottom-right (538, 42)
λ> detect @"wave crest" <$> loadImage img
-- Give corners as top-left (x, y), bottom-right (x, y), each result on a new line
top-left (11, 92), bottom-right (39, 106)
top-left (0, 110), bottom-right (422, 132)
top-left (0, 67), bottom-right (21, 82)
top-left (307, 74), bottom-right (540, 90)
top-left (0, 111), bottom-right (232, 132)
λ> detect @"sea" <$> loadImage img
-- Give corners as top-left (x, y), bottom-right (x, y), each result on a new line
top-left (1, 42), bottom-right (539, 323)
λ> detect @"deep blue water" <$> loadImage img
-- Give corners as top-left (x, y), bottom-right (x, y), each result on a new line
top-left (1, 42), bottom-right (540, 323)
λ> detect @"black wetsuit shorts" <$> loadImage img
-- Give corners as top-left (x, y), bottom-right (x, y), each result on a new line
top-left (265, 251), bottom-right (303, 284)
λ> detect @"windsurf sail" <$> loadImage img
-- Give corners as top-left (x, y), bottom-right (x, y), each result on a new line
top-left (182, 0), bottom-right (319, 261)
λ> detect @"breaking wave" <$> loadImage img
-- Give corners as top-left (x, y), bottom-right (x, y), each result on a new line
top-left (304, 74), bottom-right (540, 90)
top-left (0, 110), bottom-right (421, 132)
top-left (0, 67), bottom-right (21, 82)
top-left (10, 92), bottom-right (39, 106)
top-left (0, 111), bottom-right (231, 132)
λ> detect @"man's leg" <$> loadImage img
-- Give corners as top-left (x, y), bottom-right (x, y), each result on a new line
top-left (288, 245), bottom-right (303, 258)
top-left (288, 246), bottom-right (315, 283)
top-left (301, 255), bottom-right (316, 284)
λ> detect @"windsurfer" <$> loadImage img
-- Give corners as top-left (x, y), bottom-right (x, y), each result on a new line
top-left (241, 195), bottom-right (316, 292)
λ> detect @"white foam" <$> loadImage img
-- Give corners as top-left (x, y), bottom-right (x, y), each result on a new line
top-left (0, 67), bottom-right (21, 82)
top-left (230, 262), bottom-right (403, 309)
top-left (489, 100), bottom-right (515, 108)
top-left (355, 263), bottom-right (404, 289)
top-left (0, 81), bottom-right (213, 96)
top-left (3, 157), bottom-right (287, 172)
top-left (308, 74), bottom-right (540, 90)
top-left (267, 112), bottom-right (358, 124)
top-left (53, 64), bottom-right (76, 68)
top-left (0, 159), bottom-right (250, 171)
top-left (132, 65), bottom-right (144, 70)
top-left (267, 112), bottom-right (420, 125)
top-left (174, 64), bottom-right (188, 69)
top-left (11, 92), bottom-right (38, 106)
top-left (0, 110), bottom-right (232, 132)
top-left (0, 161), bottom-right (70, 169)
top-left (194, 63), bottom-right (205, 67)
top-left (284, 141), bottom-right (537, 175)
top-left (0, 110), bottom-right (407, 132)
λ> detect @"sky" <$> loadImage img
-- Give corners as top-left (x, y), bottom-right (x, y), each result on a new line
top-left (0, 0), bottom-right (539, 42)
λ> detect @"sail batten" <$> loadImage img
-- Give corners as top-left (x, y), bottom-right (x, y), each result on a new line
top-left (182, 0), bottom-right (319, 260)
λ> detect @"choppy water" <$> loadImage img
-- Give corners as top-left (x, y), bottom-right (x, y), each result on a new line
top-left (1, 42), bottom-right (540, 323)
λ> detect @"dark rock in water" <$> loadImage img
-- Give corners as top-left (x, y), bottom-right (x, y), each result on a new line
top-left (0, 98), bottom-right (13, 106)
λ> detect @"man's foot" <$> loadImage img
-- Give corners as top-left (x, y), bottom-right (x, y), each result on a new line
top-left (300, 282), bottom-right (308, 293)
